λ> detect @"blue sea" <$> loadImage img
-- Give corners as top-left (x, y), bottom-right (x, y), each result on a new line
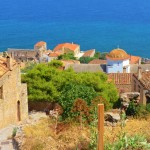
top-left (0, 0), bottom-right (150, 57)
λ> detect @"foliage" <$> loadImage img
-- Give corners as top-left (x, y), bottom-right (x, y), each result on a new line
top-left (72, 98), bottom-right (90, 127)
top-left (48, 60), bottom-right (63, 68)
top-left (79, 57), bottom-right (95, 64)
top-left (58, 84), bottom-right (97, 118)
top-left (105, 132), bottom-right (150, 150)
top-left (21, 62), bottom-right (36, 73)
top-left (146, 103), bottom-right (150, 112)
top-left (94, 52), bottom-right (101, 59)
top-left (12, 127), bottom-right (17, 137)
top-left (126, 102), bottom-right (149, 119)
top-left (22, 63), bottom-right (118, 118)
top-left (58, 52), bottom-right (76, 60)
top-left (99, 52), bottom-right (108, 60)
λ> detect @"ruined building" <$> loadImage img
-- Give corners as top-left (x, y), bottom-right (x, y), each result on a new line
top-left (7, 41), bottom-right (47, 63)
top-left (0, 56), bottom-right (28, 129)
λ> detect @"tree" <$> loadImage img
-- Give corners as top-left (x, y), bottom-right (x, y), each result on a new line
top-left (48, 60), bottom-right (63, 68)
top-left (58, 52), bottom-right (76, 60)
top-left (57, 83), bottom-right (97, 118)
top-left (79, 57), bottom-right (94, 64)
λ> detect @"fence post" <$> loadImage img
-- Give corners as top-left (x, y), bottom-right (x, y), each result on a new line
top-left (98, 104), bottom-right (104, 150)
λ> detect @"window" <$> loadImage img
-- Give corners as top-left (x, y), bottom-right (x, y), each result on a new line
top-left (0, 86), bottom-right (3, 99)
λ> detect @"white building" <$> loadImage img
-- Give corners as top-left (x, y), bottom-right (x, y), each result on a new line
top-left (106, 48), bottom-right (130, 73)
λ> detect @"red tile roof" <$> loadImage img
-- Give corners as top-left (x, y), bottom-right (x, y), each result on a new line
top-left (133, 71), bottom-right (150, 89)
top-left (48, 53), bottom-right (59, 57)
top-left (35, 41), bottom-right (46, 47)
top-left (130, 55), bottom-right (141, 64)
top-left (0, 57), bottom-right (16, 77)
top-left (88, 59), bottom-right (107, 64)
top-left (53, 43), bottom-right (79, 52)
top-left (61, 60), bottom-right (80, 66)
top-left (82, 49), bottom-right (95, 57)
top-left (108, 73), bottom-right (132, 85)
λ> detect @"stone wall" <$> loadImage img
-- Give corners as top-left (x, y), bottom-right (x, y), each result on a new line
top-left (132, 76), bottom-right (146, 104)
top-left (0, 64), bottom-right (28, 129)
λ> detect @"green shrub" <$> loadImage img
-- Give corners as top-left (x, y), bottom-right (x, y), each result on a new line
top-left (146, 103), bottom-right (150, 112)
top-left (126, 102), bottom-right (149, 119)
top-left (105, 133), bottom-right (150, 150)
top-left (12, 127), bottom-right (17, 137)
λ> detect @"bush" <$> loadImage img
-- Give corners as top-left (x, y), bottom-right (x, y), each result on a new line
top-left (105, 133), bottom-right (150, 150)
top-left (12, 127), bottom-right (17, 137)
top-left (126, 102), bottom-right (149, 119)
top-left (146, 103), bottom-right (150, 112)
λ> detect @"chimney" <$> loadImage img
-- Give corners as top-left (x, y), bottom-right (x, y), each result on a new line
top-left (138, 66), bottom-right (142, 79)
top-left (6, 56), bottom-right (13, 71)
top-left (138, 58), bottom-right (141, 65)
top-left (123, 67), bottom-right (126, 73)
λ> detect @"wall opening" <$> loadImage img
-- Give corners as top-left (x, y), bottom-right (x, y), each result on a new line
top-left (17, 101), bottom-right (21, 121)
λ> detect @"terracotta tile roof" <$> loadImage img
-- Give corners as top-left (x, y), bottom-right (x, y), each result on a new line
top-left (61, 60), bottom-right (80, 66)
top-left (53, 43), bottom-right (79, 52)
top-left (106, 48), bottom-right (130, 60)
top-left (82, 49), bottom-right (95, 57)
top-left (48, 52), bottom-right (59, 57)
top-left (130, 55), bottom-right (141, 64)
top-left (133, 71), bottom-right (150, 89)
top-left (108, 73), bottom-right (132, 85)
top-left (0, 57), bottom-right (16, 77)
top-left (35, 41), bottom-right (46, 47)
top-left (88, 59), bottom-right (107, 64)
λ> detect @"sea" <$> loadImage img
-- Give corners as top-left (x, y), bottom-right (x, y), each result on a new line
top-left (0, 0), bottom-right (150, 58)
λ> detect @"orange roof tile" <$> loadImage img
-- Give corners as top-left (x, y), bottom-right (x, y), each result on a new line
top-left (108, 73), bottom-right (132, 85)
top-left (53, 43), bottom-right (79, 52)
top-left (82, 49), bottom-right (95, 57)
top-left (133, 71), bottom-right (150, 89)
top-left (88, 59), bottom-right (107, 64)
top-left (35, 41), bottom-right (46, 47)
top-left (106, 48), bottom-right (130, 60)
top-left (0, 57), bottom-right (16, 77)
top-left (61, 60), bottom-right (80, 66)
top-left (48, 53), bottom-right (59, 57)
top-left (130, 55), bottom-right (141, 64)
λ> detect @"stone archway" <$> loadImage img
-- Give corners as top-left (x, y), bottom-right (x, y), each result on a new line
top-left (17, 101), bottom-right (21, 121)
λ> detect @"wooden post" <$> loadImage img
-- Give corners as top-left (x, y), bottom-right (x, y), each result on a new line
top-left (98, 104), bottom-right (104, 150)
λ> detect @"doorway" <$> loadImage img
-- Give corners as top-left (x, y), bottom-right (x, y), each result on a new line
top-left (17, 101), bottom-right (21, 121)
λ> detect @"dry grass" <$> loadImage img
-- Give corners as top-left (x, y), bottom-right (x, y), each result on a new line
top-left (21, 118), bottom-right (90, 150)
top-left (21, 116), bottom-right (150, 150)
top-left (104, 115), bottom-right (150, 143)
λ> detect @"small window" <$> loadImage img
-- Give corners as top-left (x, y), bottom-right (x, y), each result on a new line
top-left (0, 86), bottom-right (3, 99)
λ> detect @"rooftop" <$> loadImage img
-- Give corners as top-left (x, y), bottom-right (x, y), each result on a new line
top-left (35, 41), bottom-right (46, 47)
top-left (82, 49), bottom-right (95, 57)
top-left (48, 52), bottom-right (59, 57)
top-left (130, 55), bottom-right (141, 64)
top-left (0, 57), bottom-right (16, 77)
top-left (133, 71), bottom-right (150, 89)
top-left (108, 73), bottom-right (132, 85)
top-left (65, 64), bottom-right (104, 72)
top-left (54, 43), bottom-right (79, 52)
top-left (88, 59), bottom-right (107, 64)
top-left (106, 48), bottom-right (130, 60)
